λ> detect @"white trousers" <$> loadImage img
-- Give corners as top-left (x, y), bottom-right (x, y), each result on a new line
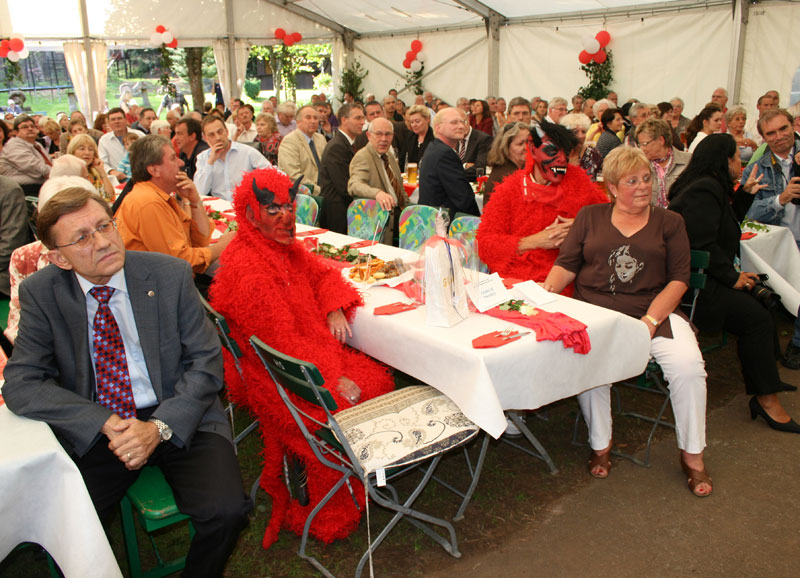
top-left (578, 314), bottom-right (707, 454)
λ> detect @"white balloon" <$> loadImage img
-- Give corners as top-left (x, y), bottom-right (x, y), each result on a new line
top-left (415, 51), bottom-right (426, 63)
top-left (150, 32), bottom-right (163, 46)
top-left (161, 31), bottom-right (173, 44)
top-left (410, 59), bottom-right (422, 72)
top-left (18, 47), bottom-right (29, 59)
top-left (7, 51), bottom-right (20, 63)
top-left (582, 37), bottom-right (600, 54)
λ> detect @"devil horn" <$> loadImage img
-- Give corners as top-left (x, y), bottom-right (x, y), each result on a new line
top-left (252, 177), bottom-right (275, 205)
top-left (289, 176), bottom-right (303, 201)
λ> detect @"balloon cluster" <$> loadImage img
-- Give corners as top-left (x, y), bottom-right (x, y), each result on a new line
top-left (275, 29), bottom-right (303, 47)
top-left (150, 25), bottom-right (178, 48)
top-left (403, 39), bottom-right (426, 72)
top-left (578, 31), bottom-right (611, 65)
top-left (0, 35), bottom-right (29, 63)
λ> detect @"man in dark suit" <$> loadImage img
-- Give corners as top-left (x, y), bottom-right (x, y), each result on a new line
top-left (174, 116), bottom-right (209, 180)
top-left (3, 187), bottom-right (251, 576)
top-left (319, 103), bottom-right (366, 233)
top-left (419, 108), bottom-right (480, 218)
top-left (457, 109), bottom-right (492, 181)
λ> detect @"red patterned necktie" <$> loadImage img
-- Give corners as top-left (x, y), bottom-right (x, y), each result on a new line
top-left (90, 286), bottom-right (136, 419)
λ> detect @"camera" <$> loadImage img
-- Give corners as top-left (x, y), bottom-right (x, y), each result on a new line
top-left (749, 273), bottom-right (781, 310)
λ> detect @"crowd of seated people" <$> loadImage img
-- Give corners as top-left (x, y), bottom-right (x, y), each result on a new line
top-left (2, 81), bottom-right (800, 577)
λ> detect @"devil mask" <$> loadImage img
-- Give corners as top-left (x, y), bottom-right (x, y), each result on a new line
top-left (235, 167), bottom-right (303, 245)
top-left (525, 121), bottom-right (577, 186)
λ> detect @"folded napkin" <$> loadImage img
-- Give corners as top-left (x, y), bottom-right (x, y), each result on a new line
top-left (740, 231), bottom-right (757, 240)
top-left (295, 228), bottom-right (329, 237)
top-left (373, 302), bottom-right (421, 315)
top-left (484, 307), bottom-right (591, 354)
top-left (472, 330), bottom-right (523, 349)
top-left (403, 183), bottom-right (417, 195)
top-left (348, 239), bottom-right (380, 249)
top-left (502, 277), bottom-right (524, 289)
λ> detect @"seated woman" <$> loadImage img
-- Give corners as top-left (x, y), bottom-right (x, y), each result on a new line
top-left (559, 112), bottom-right (603, 181)
top-left (726, 105), bottom-right (758, 165)
top-left (469, 99), bottom-right (493, 136)
top-left (595, 108), bottom-right (624, 159)
top-left (67, 134), bottom-right (116, 203)
top-left (253, 112), bottom-right (282, 164)
top-left (209, 168), bottom-right (395, 548)
top-left (483, 121), bottom-right (530, 204)
top-left (686, 104), bottom-right (723, 154)
top-left (398, 104), bottom-right (434, 171)
top-left (544, 146), bottom-right (711, 496)
top-left (634, 118), bottom-right (691, 208)
top-left (668, 134), bottom-right (800, 434)
top-left (477, 121), bottom-right (608, 287)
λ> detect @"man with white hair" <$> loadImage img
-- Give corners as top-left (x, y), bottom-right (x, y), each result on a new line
top-left (623, 102), bottom-right (652, 146)
top-left (276, 101), bottom-right (297, 137)
top-left (711, 87), bottom-right (729, 132)
top-left (545, 97), bottom-right (568, 125)
top-left (669, 97), bottom-right (691, 138)
top-left (586, 98), bottom-right (615, 143)
top-left (260, 100), bottom-right (275, 115)
top-left (456, 97), bottom-right (470, 115)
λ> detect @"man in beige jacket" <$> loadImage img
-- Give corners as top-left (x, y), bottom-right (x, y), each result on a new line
top-left (277, 105), bottom-right (327, 192)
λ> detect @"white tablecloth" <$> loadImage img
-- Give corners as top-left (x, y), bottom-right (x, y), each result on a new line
top-left (0, 401), bottom-right (122, 578)
top-left (300, 225), bottom-right (652, 439)
top-left (741, 224), bottom-right (800, 316)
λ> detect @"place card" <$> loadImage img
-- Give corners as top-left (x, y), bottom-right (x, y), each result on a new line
top-left (465, 273), bottom-right (513, 312)
top-left (514, 280), bottom-right (557, 306)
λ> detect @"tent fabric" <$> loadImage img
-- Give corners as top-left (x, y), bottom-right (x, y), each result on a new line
top-left (213, 39), bottom-right (251, 104)
top-left (63, 40), bottom-right (108, 120)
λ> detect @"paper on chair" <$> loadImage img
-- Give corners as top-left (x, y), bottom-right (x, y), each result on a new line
top-left (514, 280), bottom-right (557, 306)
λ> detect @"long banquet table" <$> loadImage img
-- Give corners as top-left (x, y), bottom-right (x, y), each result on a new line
top-left (0, 393), bottom-right (122, 577)
top-left (296, 224), bottom-right (652, 439)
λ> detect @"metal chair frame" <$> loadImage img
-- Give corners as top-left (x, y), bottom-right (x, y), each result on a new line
top-left (572, 250), bottom-right (710, 467)
top-left (249, 336), bottom-right (482, 578)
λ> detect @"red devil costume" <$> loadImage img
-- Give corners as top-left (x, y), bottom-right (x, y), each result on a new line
top-left (477, 122), bottom-right (608, 288)
top-left (209, 168), bottom-right (394, 548)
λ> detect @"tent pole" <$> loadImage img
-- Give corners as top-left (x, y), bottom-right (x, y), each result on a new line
top-left (224, 0), bottom-right (238, 101)
top-left (487, 11), bottom-right (502, 97)
top-left (78, 0), bottom-right (98, 118)
top-left (729, 0), bottom-right (748, 105)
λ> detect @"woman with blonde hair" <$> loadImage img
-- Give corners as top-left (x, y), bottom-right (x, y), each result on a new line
top-left (67, 133), bottom-right (116, 202)
top-left (399, 104), bottom-right (434, 171)
top-left (254, 112), bottom-right (282, 164)
top-left (483, 121), bottom-right (531, 204)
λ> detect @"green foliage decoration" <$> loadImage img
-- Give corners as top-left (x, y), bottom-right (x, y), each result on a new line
top-left (578, 50), bottom-right (614, 101)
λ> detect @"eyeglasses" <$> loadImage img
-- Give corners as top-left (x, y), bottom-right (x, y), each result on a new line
top-left (370, 131), bottom-right (394, 138)
top-left (638, 138), bottom-right (657, 147)
top-left (264, 203), bottom-right (295, 216)
top-left (55, 219), bottom-right (117, 249)
top-left (621, 175), bottom-right (652, 187)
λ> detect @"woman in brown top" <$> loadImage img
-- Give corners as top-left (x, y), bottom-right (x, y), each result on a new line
top-left (544, 146), bottom-right (711, 497)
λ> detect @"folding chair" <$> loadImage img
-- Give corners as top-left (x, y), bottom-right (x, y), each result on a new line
top-left (294, 193), bottom-right (320, 226)
top-left (25, 196), bottom-right (39, 240)
top-left (573, 250), bottom-right (710, 467)
top-left (197, 294), bottom-right (259, 452)
top-left (448, 214), bottom-right (489, 273)
top-left (398, 204), bottom-right (439, 251)
top-left (249, 336), bottom-right (482, 578)
top-left (347, 198), bottom-right (390, 240)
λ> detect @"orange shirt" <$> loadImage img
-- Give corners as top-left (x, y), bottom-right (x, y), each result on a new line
top-left (116, 180), bottom-right (212, 273)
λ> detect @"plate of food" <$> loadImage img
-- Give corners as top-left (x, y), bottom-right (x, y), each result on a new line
top-left (344, 257), bottom-right (414, 288)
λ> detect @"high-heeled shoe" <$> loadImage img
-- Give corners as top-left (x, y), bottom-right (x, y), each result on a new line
top-left (749, 396), bottom-right (800, 433)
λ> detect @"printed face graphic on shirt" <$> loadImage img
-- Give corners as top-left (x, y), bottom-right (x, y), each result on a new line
top-left (607, 245), bottom-right (644, 293)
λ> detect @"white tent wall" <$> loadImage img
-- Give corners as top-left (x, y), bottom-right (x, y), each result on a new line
top-left (740, 1), bottom-right (800, 109)
top-left (353, 28), bottom-right (488, 103)
top-left (500, 5), bottom-right (732, 118)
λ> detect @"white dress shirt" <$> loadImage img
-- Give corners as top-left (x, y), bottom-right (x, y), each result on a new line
top-left (193, 141), bottom-right (272, 201)
top-left (98, 129), bottom-right (144, 174)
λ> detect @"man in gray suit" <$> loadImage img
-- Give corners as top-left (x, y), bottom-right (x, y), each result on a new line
top-left (3, 187), bottom-right (251, 576)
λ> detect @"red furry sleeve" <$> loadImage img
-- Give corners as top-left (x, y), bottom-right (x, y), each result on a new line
top-left (476, 175), bottom-right (522, 274)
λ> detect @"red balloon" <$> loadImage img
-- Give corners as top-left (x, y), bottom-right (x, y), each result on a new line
top-left (284, 37), bottom-right (294, 47)
top-left (275, 28), bottom-right (286, 39)
top-left (155, 25), bottom-right (166, 34)
top-left (411, 39), bottom-right (422, 52)
top-left (292, 32), bottom-right (302, 42)
top-left (403, 59), bottom-right (412, 69)
top-left (0, 47), bottom-right (8, 59)
top-left (405, 50), bottom-right (415, 61)
top-left (596, 30), bottom-right (611, 48)
top-left (167, 38), bottom-right (178, 48)
top-left (0, 39), bottom-right (9, 50)
top-left (578, 50), bottom-right (592, 65)
top-left (593, 50), bottom-right (607, 64)
top-left (8, 38), bottom-right (23, 52)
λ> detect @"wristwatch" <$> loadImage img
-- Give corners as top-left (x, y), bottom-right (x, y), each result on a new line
top-left (644, 314), bottom-right (660, 328)
top-left (149, 418), bottom-right (173, 443)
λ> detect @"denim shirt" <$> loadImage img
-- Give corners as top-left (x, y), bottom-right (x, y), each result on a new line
top-left (743, 138), bottom-right (800, 248)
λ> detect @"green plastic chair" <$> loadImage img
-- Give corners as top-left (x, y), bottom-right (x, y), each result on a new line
top-left (574, 250), bottom-right (711, 468)
top-left (120, 466), bottom-right (194, 578)
top-left (398, 205), bottom-right (439, 251)
top-left (294, 193), bottom-right (320, 226)
top-left (448, 215), bottom-right (489, 273)
top-left (347, 198), bottom-right (390, 241)
top-left (249, 335), bottom-right (482, 578)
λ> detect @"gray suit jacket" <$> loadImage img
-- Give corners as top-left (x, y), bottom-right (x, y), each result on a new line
top-left (3, 251), bottom-right (230, 457)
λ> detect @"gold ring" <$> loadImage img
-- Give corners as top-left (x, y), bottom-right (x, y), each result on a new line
top-left (127, 452), bottom-right (131, 460)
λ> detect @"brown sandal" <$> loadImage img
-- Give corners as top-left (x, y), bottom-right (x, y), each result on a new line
top-left (588, 447), bottom-right (612, 479)
top-left (680, 458), bottom-right (713, 497)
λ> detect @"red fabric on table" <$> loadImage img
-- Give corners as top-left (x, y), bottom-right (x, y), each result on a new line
top-left (740, 231), bottom-right (757, 240)
top-left (295, 228), bottom-right (329, 237)
top-left (348, 239), bottom-right (380, 249)
top-left (484, 307), bottom-right (591, 354)
top-left (472, 330), bottom-right (522, 348)
top-left (373, 302), bottom-right (420, 315)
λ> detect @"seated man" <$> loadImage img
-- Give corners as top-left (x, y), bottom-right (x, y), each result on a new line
top-left (194, 115), bottom-right (270, 202)
top-left (0, 115), bottom-right (51, 196)
top-left (418, 107), bottom-right (480, 219)
top-left (477, 121), bottom-right (608, 288)
top-left (116, 134), bottom-right (233, 276)
top-left (3, 187), bottom-right (251, 575)
top-left (347, 117), bottom-right (407, 244)
top-left (0, 175), bottom-right (29, 299)
top-left (277, 105), bottom-right (327, 191)
top-left (457, 109), bottom-right (493, 181)
top-left (209, 167), bottom-right (394, 548)
top-left (174, 116), bottom-right (209, 180)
